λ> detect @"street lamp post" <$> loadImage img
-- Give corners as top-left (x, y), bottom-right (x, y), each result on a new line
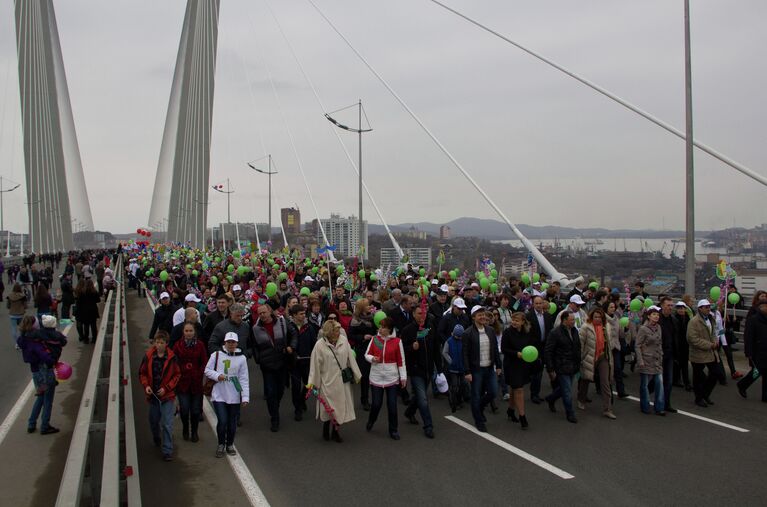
top-left (325, 100), bottom-right (372, 259)
top-left (683, 0), bottom-right (696, 295)
top-left (248, 156), bottom-right (278, 244)
top-left (1, 176), bottom-right (21, 257)
top-left (212, 179), bottom-right (234, 223)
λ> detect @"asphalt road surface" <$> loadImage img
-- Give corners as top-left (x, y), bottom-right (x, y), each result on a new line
top-left (129, 292), bottom-right (767, 506)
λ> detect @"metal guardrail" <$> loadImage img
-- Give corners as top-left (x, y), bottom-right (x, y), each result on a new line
top-left (56, 258), bottom-right (141, 506)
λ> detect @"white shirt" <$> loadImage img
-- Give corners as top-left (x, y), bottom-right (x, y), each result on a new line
top-left (478, 327), bottom-right (491, 367)
top-left (535, 311), bottom-right (546, 342)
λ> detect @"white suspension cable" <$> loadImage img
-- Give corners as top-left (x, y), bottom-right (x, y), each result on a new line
top-left (428, 0), bottom-right (767, 187)
top-left (261, 0), bottom-right (404, 259)
top-left (242, 8), bottom-right (336, 262)
top-left (305, 0), bottom-right (568, 282)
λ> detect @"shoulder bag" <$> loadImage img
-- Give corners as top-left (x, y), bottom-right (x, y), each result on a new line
top-left (203, 351), bottom-right (219, 396)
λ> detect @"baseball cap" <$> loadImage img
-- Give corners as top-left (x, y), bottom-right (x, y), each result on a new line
top-left (675, 301), bottom-right (688, 308)
top-left (304, 276), bottom-right (314, 282)
top-left (697, 299), bottom-right (712, 308)
top-left (452, 297), bottom-right (467, 309)
top-left (159, 292), bottom-right (170, 300)
top-left (569, 295), bottom-right (586, 305)
top-left (224, 332), bottom-right (239, 343)
top-left (471, 305), bottom-right (485, 316)
top-left (232, 284), bottom-right (242, 291)
top-left (185, 293), bottom-right (201, 303)
top-left (470, 282), bottom-right (480, 289)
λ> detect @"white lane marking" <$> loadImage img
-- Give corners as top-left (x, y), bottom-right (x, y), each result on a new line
top-left (202, 399), bottom-right (271, 506)
top-left (613, 392), bottom-right (749, 433)
top-left (445, 415), bottom-right (575, 479)
top-left (0, 323), bottom-right (73, 447)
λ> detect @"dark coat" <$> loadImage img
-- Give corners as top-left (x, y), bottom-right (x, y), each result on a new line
top-left (501, 326), bottom-right (537, 387)
top-left (744, 312), bottom-right (767, 369)
top-left (437, 310), bottom-right (471, 342)
top-left (75, 292), bottom-right (100, 324)
top-left (462, 325), bottom-right (502, 373)
top-left (169, 321), bottom-right (205, 350)
top-left (526, 309), bottom-right (553, 352)
top-left (252, 316), bottom-right (295, 371)
top-left (201, 309), bottom-right (227, 343)
top-left (400, 319), bottom-right (442, 379)
top-left (348, 315), bottom-right (377, 351)
top-left (148, 302), bottom-right (178, 340)
top-left (387, 305), bottom-right (413, 334)
top-left (544, 324), bottom-right (582, 376)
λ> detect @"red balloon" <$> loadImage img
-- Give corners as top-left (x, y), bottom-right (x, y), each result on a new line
top-left (136, 228), bottom-right (141, 234)
top-left (55, 361), bottom-right (73, 380)
top-left (146, 231), bottom-right (152, 237)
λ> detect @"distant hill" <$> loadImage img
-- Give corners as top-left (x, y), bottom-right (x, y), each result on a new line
top-left (368, 217), bottom-right (707, 240)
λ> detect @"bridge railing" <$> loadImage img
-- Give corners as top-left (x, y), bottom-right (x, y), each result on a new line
top-left (56, 257), bottom-right (141, 506)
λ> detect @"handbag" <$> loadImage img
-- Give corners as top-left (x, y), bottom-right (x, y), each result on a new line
top-left (203, 351), bottom-right (219, 396)
top-left (328, 343), bottom-right (354, 383)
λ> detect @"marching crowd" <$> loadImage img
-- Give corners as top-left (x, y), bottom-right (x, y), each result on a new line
top-left (121, 246), bottom-right (767, 461)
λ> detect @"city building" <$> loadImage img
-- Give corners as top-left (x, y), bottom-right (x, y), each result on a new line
top-left (440, 225), bottom-right (451, 240)
top-left (281, 207), bottom-right (301, 235)
top-left (380, 247), bottom-right (432, 268)
top-left (317, 214), bottom-right (368, 259)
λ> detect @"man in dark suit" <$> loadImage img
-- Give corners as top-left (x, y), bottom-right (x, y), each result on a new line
top-left (387, 294), bottom-right (416, 335)
top-left (526, 295), bottom-right (553, 404)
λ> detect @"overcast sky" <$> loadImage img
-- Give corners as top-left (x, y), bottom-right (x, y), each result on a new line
top-left (0, 0), bottom-right (766, 235)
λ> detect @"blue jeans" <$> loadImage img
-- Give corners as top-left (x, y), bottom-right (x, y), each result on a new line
top-left (470, 367), bottom-right (498, 425)
top-left (369, 385), bottom-right (399, 434)
top-left (405, 375), bottom-right (433, 430)
top-left (177, 392), bottom-right (203, 434)
top-left (29, 367), bottom-right (56, 430)
top-left (640, 373), bottom-right (665, 413)
top-left (613, 349), bottom-right (626, 395)
top-left (546, 373), bottom-right (575, 418)
top-left (10, 315), bottom-right (23, 344)
top-left (149, 399), bottom-right (175, 455)
top-left (262, 367), bottom-right (286, 423)
top-left (662, 355), bottom-right (674, 408)
top-left (212, 401), bottom-right (241, 446)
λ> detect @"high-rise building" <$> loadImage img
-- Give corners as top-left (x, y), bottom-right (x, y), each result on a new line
top-left (317, 214), bottom-right (368, 259)
top-left (380, 247), bottom-right (432, 268)
top-left (281, 207), bottom-right (301, 235)
top-left (440, 225), bottom-right (451, 240)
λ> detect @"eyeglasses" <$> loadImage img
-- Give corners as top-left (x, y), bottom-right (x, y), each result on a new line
top-left (328, 315), bottom-right (337, 320)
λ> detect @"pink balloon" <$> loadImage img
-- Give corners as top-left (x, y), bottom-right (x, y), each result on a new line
top-left (55, 361), bottom-right (73, 381)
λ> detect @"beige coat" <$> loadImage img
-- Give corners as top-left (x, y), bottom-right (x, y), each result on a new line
top-left (307, 334), bottom-right (362, 425)
top-left (579, 323), bottom-right (613, 381)
top-left (635, 323), bottom-right (663, 375)
top-left (687, 314), bottom-right (718, 364)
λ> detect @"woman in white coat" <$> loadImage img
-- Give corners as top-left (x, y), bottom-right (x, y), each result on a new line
top-left (307, 320), bottom-right (361, 443)
top-left (205, 332), bottom-right (249, 458)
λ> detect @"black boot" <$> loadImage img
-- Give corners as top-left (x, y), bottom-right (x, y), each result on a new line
top-left (331, 426), bottom-right (343, 443)
top-left (519, 415), bottom-right (529, 429)
top-left (182, 424), bottom-right (189, 441)
top-left (190, 420), bottom-right (199, 442)
top-left (507, 408), bottom-right (519, 422)
top-left (322, 421), bottom-right (330, 441)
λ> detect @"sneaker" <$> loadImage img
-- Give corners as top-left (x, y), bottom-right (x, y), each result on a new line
top-left (603, 410), bottom-right (617, 420)
top-left (704, 398), bottom-right (715, 406)
top-left (695, 399), bottom-right (708, 408)
top-left (546, 397), bottom-right (557, 413)
top-left (389, 431), bottom-right (401, 440)
top-left (475, 423), bottom-right (487, 433)
top-left (530, 395), bottom-right (542, 405)
top-left (665, 406), bottom-right (678, 414)
top-left (566, 415), bottom-right (578, 424)
top-left (215, 444), bottom-right (225, 458)
top-left (163, 454), bottom-right (173, 462)
top-left (190, 433), bottom-right (199, 443)
top-left (617, 393), bottom-right (630, 399)
top-left (226, 446), bottom-right (236, 456)
top-left (424, 428), bottom-right (435, 439)
top-left (502, 393), bottom-right (510, 401)
top-left (732, 371), bottom-right (744, 380)
top-left (27, 426), bottom-right (36, 434)
top-left (738, 386), bottom-right (747, 399)
top-left (40, 426), bottom-right (60, 435)
top-left (577, 401), bottom-right (586, 410)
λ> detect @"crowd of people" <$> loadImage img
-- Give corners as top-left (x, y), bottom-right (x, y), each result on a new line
top-left (123, 243), bottom-right (766, 461)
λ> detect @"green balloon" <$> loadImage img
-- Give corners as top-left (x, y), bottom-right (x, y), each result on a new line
top-left (589, 281), bottom-right (599, 290)
top-left (266, 258), bottom-right (275, 266)
top-left (532, 273), bottom-right (540, 283)
top-left (490, 269), bottom-right (498, 278)
top-left (374, 310), bottom-right (387, 328)
top-left (192, 270), bottom-right (199, 276)
top-left (233, 250), bottom-right (241, 258)
top-left (336, 265), bottom-right (344, 274)
top-left (541, 283), bottom-right (550, 291)
top-left (728, 292), bottom-right (740, 305)
top-left (479, 278), bottom-right (490, 290)
top-left (211, 276), bottom-right (219, 285)
top-left (312, 267), bottom-right (319, 274)
top-left (145, 270), bottom-right (152, 277)
top-left (548, 302), bottom-right (557, 315)
top-left (370, 274), bottom-right (377, 281)
top-left (521, 273), bottom-right (530, 285)
top-left (419, 268), bottom-right (426, 277)
top-left (359, 270), bottom-right (366, 278)
top-left (159, 270), bottom-right (169, 282)
top-left (227, 275), bottom-right (233, 283)
top-left (227, 264), bottom-right (234, 273)
top-left (709, 286), bottom-right (721, 301)
top-left (475, 271), bottom-right (483, 279)
top-left (521, 345), bottom-right (539, 363)
top-left (266, 282), bottom-right (278, 298)
top-left (300, 287), bottom-right (311, 296)
top-left (279, 272), bottom-right (288, 281)
top-left (450, 270), bottom-right (457, 281)
top-left (629, 299), bottom-right (642, 312)
top-left (490, 283), bottom-right (498, 293)
top-left (643, 298), bottom-right (654, 309)
top-left (619, 316), bottom-right (629, 328)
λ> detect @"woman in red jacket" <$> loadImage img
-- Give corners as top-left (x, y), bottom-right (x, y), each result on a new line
top-left (139, 331), bottom-right (181, 461)
top-left (172, 322), bottom-right (209, 442)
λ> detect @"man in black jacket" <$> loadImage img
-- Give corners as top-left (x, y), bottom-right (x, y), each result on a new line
top-left (437, 298), bottom-right (471, 343)
top-left (428, 286), bottom-right (451, 329)
top-left (287, 304), bottom-right (318, 421)
top-left (148, 292), bottom-right (178, 340)
top-left (658, 297), bottom-right (678, 412)
top-left (737, 299), bottom-right (767, 401)
top-left (202, 294), bottom-right (231, 344)
top-left (544, 311), bottom-right (581, 423)
top-left (387, 294), bottom-right (416, 334)
top-left (401, 307), bottom-right (442, 439)
top-left (527, 295), bottom-right (553, 404)
top-left (462, 306), bottom-right (502, 432)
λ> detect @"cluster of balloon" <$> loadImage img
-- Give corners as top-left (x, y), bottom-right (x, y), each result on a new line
top-left (136, 228), bottom-right (152, 237)
top-left (55, 361), bottom-right (73, 382)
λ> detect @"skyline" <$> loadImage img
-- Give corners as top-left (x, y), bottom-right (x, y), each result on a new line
top-left (0, 0), bottom-right (766, 235)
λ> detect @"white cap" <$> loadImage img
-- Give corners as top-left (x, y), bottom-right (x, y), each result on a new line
top-left (224, 331), bottom-right (239, 343)
top-left (431, 279), bottom-right (439, 285)
top-left (471, 305), bottom-right (485, 316)
top-left (569, 295), bottom-right (586, 305)
top-left (232, 284), bottom-right (242, 291)
top-left (159, 292), bottom-right (170, 300)
top-left (647, 305), bottom-right (661, 313)
top-left (406, 275), bottom-right (413, 280)
top-left (42, 315), bottom-right (57, 328)
top-left (675, 301), bottom-right (688, 308)
top-left (304, 276), bottom-right (314, 282)
top-left (452, 297), bottom-right (467, 309)
top-left (440, 284), bottom-right (450, 293)
top-left (697, 299), bottom-right (712, 308)
top-left (185, 293), bottom-right (201, 303)
top-left (470, 282), bottom-right (480, 289)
